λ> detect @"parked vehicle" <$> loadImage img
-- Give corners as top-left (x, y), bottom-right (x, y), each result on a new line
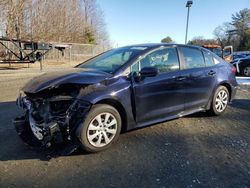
top-left (202, 44), bottom-right (233, 63)
top-left (233, 54), bottom-right (248, 61)
top-left (14, 44), bottom-right (238, 153)
top-left (231, 55), bottom-right (250, 76)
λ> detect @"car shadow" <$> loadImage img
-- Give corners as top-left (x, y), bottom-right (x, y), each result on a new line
top-left (0, 66), bottom-right (29, 70)
top-left (0, 101), bottom-right (94, 161)
top-left (0, 101), bottom-right (50, 161)
top-left (0, 99), bottom-right (249, 162)
top-left (230, 99), bottom-right (250, 112)
top-left (186, 111), bottom-right (214, 118)
top-left (186, 98), bottom-right (250, 118)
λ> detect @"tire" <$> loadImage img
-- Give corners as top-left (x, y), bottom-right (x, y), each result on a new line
top-left (240, 65), bottom-right (250, 77)
top-left (79, 104), bottom-right (121, 153)
top-left (210, 86), bottom-right (229, 116)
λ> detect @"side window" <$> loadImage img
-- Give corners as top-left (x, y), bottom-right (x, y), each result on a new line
top-left (135, 47), bottom-right (180, 74)
top-left (131, 61), bottom-right (139, 73)
top-left (213, 55), bottom-right (222, 64)
top-left (203, 51), bottom-right (214, 67)
top-left (181, 47), bottom-right (206, 69)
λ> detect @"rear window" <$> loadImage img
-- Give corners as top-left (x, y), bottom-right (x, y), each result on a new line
top-left (180, 47), bottom-right (206, 69)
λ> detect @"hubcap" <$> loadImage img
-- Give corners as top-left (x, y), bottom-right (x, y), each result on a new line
top-left (87, 112), bottom-right (117, 147)
top-left (243, 67), bottom-right (250, 76)
top-left (215, 90), bottom-right (228, 112)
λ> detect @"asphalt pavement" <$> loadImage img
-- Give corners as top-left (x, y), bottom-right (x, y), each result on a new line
top-left (0, 71), bottom-right (249, 188)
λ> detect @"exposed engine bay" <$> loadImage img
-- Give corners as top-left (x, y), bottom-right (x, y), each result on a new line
top-left (14, 84), bottom-right (92, 155)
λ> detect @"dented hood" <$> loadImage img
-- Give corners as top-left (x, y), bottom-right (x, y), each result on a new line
top-left (22, 68), bottom-right (111, 93)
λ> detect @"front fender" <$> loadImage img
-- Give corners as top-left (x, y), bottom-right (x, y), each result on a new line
top-left (74, 78), bottom-right (137, 134)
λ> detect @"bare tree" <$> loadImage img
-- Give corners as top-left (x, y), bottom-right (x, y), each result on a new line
top-left (213, 22), bottom-right (235, 48)
top-left (0, 0), bottom-right (109, 44)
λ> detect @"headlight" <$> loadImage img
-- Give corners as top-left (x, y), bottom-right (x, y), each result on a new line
top-left (19, 90), bottom-right (26, 98)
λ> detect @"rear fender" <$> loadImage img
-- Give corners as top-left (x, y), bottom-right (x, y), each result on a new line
top-left (205, 81), bottom-right (235, 110)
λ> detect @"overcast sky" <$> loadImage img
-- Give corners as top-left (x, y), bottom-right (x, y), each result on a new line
top-left (98, 0), bottom-right (250, 47)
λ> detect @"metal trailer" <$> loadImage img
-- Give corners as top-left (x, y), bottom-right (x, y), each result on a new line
top-left (0, 37), bottom-right (52, 70)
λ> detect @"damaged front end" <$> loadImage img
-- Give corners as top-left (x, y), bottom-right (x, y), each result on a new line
top-left (14, 84), bottom-right (91, 155)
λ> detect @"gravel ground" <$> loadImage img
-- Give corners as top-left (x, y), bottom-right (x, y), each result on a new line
top-left (0, 67), bottom-right (249, 188)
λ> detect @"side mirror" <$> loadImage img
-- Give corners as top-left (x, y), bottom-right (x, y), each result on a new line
top-left (139, 67), bottom-right (158, 78)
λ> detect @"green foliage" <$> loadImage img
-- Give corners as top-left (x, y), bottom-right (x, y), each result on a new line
top-left (85, 29), bottom-right (96, 44)
top-left (161, 36), bottom-right (174, 43)
top-left (231, 8), bottom-right (250, 50)
top-left (245, 29), bottom-right (250, 50)
top-left (188, 36), bottom-right (218, 46)
top-left (214, 8), bottom-right (250, 51)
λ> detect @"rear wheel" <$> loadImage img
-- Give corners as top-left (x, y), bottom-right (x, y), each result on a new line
top-left (79, 104), bottom-right (121, 153)
top-left (210, 86), bottom-right (229, 116)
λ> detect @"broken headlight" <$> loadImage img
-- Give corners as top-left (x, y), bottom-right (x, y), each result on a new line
top-left (16, 90), bottom-right (27, 108)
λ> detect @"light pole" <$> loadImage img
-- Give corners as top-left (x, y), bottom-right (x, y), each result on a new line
top-left (185, 1), bottom-right (193, 44)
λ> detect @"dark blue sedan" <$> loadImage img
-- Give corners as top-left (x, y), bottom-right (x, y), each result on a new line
top-left (14, 44), bottom-right (238, 153)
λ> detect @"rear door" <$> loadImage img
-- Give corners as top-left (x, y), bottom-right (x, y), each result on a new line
top-left (131, 46), bottom-right (185, 124)
top-left (178, 47), bottom-right (217, 111)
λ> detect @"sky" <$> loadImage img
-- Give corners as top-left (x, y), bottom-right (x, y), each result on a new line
top-left (97, 0), bottom-right (250, 47)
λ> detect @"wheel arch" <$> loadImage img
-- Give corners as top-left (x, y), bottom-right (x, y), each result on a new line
top-left (95, 98), bottom-right (128, 132)
top-left (206, 81), bottom-right (232, 110)
top-left (219, 82), bottom-right (232, 101)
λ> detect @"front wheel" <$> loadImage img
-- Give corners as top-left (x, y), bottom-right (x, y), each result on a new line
top-left (210, 86), bottom-right (229, 116)
top-left (79, 104), bottom-right (121, 153)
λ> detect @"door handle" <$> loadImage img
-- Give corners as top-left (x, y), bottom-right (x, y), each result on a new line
top-left (175, 76), bottom-right (186, 81)
top-left (208, 70), bottom-right (216, 76)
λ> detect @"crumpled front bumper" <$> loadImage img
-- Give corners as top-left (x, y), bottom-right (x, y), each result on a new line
top-left (14, 97), bottom-right (91, 156)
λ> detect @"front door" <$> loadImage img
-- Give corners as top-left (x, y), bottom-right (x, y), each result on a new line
top-left (131, 47), bottom-right (185, 124)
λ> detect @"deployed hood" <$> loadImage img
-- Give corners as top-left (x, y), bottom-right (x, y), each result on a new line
top-left (23, 68), bottom-right (111, 93)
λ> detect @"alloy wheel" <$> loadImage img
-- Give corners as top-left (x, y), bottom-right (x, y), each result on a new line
top-left (215, 90), bottom-right (228, 112)
top-left (87, 112), bottom-right (118, 147)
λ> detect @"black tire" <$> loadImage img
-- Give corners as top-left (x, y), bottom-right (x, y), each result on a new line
top-left (79, 104), bottom-right (121, 153)
top-left (240, 65), bottom-right (250, 77)
top-left (210, 86), bottom-right (229, 116)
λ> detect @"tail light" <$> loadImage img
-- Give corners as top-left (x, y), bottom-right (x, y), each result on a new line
top-left (231, 66), bottom-right (237, 74)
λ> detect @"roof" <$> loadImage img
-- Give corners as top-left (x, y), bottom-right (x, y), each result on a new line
top-left (121, 43), bottom-right (205, 50)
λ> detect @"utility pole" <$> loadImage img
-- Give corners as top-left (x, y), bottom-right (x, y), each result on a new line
top-left (185, 1), bottom-right (193, 44)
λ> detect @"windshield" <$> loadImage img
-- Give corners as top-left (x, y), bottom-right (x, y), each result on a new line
top-left (77, 47), bottom-right (147, 73)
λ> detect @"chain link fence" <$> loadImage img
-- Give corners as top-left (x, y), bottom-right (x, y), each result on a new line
top-left (44, 42), bottom-right (108, 62)
top-left (0, 40), bottom-right (109, 63)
